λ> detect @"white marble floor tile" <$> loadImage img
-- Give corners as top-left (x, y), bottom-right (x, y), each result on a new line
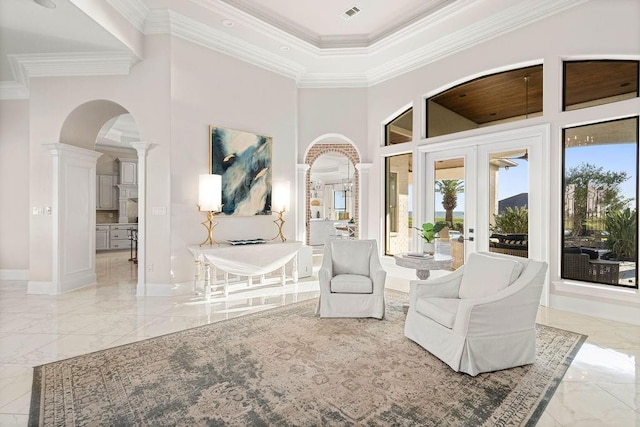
top-left (10, 334), bottom-right (124, 365)
top-left (0, 334), bottom-right (59, 364)
top-left (545, 382), bottom-right (639, 426)
top-left (0, 413), bottom-right (29, 426)
top-left (0, 365), bottom-right (33, 410)
top-left (596, 382), bottom-right (640, 411)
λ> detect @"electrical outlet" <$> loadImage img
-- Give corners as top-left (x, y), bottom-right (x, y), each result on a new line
top-left (147, 263), bottom-right (153, 272)
top-left (33, 207), bottom-right (39, 215)
top-left (45, 207), bottom-right (52, 215)
top-left (109, 213), bottom-right (114, 218)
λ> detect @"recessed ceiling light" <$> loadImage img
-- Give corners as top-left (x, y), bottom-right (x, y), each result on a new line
top-left (280, 45), bottom-right (291, 52)
top-left (34, 0), bottom-right (56, 8)
top-left (222, 19), bottom-right (234, 27)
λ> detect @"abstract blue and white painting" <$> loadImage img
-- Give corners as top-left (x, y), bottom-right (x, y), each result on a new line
top-left (210, 126), bottom-right (272, 216)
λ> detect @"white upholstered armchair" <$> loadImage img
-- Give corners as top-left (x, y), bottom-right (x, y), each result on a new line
top-left (404, 251), bottom-right (548, 376)
top-left (317, 239), bottom-right (386, 319)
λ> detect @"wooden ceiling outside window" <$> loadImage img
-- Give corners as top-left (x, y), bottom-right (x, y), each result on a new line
top-left (429, 65), bottom-right (543, 125)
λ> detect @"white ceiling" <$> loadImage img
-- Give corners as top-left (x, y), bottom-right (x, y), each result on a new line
top-left (219, 0), bottom-right (454, 47)
top-left (0, 0), bottom-right (588, 98)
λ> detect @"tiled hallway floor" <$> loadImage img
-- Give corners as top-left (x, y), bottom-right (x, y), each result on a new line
top-left (0, 251), bottom-right (638, 425)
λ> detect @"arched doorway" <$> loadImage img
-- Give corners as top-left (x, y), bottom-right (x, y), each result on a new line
top-left (304, 138), bottom-right (360, 246)
top-left (50, 100), bottom-right (146, 294)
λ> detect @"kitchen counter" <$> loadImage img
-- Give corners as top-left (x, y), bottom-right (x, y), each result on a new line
top-left (97, 222), bottom-right (138, 226)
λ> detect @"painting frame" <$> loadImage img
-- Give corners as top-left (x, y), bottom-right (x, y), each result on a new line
top-left (209, 125), bottom-right (273, 216)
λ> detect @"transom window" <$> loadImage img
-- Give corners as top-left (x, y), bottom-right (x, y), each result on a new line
top-left (426, 65), bottom-right (543, 138)
top-left (563, 60), bottom-right (639, 111)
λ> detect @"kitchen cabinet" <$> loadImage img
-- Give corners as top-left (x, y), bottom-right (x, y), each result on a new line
top-left (96, 225), bottom-right (109, 250)
top-left (96, 224), bottom-right (138, 251)
top-left (117, 158), bottom-right (137, 185)
top-left (96, 174), bottom-right (118, 210)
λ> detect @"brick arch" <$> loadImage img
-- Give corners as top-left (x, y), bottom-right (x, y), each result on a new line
top-left (304, 143), bottom-right (360, 245)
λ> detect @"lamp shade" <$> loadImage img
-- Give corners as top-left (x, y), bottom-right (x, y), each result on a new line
top-left (272, 180), bottom-right (290, 213)
top-left (199, 174), bottom-right (222, 212)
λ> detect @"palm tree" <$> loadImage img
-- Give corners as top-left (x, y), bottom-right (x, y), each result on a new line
top-left (436, 180), bottom-right (464, 226)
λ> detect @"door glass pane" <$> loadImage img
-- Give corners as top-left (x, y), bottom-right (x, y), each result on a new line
top-left (434, 158), bottom-right (465, 268)
top-left (562, 117), bottom-right (638, 288)
top-left (488, 150), bottom-right (529, 258)
top-left (385, 154), bottom-right (412, 255)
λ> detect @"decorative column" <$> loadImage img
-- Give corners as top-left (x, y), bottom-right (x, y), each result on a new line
top-left (130, 142), bottom-right (153, 296)
top-left (355, 163), bottom-right (373, 241)
top-left (296, 163), bottom-right (310, 244)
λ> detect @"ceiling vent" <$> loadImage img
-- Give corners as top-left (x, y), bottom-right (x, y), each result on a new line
top-left (340, 6), bottom-right (361, 20)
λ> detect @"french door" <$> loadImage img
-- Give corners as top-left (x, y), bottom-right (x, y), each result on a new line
top-left (418, 125), bottom-right (550, 304)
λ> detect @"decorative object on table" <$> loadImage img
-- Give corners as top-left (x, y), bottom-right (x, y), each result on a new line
top-left (414, 221), bottom-right (446, 254)
top-left (197, 174), bottom-right (222, 246)
top-left (318, 239), bottom-right (386, 318)
top-left (227, 239), bottom-right (267, 245)
top-left (405, 252), bottom-right (549, 376)
top-left (29, 290), bottom-right (585, 426)
top-left (405, 252), bottom-right (433, 259)
top-left (210, 125), bottom-right (272, 216)
top-left (271, 180), bottom-right (290, 242)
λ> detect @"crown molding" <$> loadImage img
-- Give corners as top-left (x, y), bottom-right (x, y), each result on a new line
top-left (0, 52), bottom-right (138, 99)
top-left (298, 73), bottom-right (369, 89)
top-left (0, 81), bottom-right (29, 100)
top-left (143, 0), bottom-right (588, 87)
top-left (366, 0), bottom-right (590, 86)
top-left (145, 10), bottom-right (306, 82)
top-left (106, 0), bottom-right (149, 33)
top-left (9, 52), bottom-right (137, 79)
top-left (0, 0), bottom-right (590, 96)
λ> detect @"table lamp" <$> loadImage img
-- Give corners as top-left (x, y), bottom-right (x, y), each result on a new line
top-left (271, 180), bottom-right (290, 242)
top-left (198, 174), bottom-right (222, 246)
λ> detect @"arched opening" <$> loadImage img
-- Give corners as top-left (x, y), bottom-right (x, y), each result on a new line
top-left (304, 137), bottom-right (360, 248)
top-left (54, 100), bottom-right (144, 293)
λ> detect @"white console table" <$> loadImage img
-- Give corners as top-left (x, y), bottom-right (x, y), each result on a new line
top-left (188, 241), bottom-right (303, 299)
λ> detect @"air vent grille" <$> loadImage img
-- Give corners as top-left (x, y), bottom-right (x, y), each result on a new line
top-left (340, 6), bottom-right (361, 20)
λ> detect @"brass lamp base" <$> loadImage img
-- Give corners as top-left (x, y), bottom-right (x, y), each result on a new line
top-left (199, 210), bottom-right (220, 246)
top-left (271, 209), bottom-right (286, 242)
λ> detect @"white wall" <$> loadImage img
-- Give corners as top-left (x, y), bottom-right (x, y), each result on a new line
top-left (0, 99), bottom-right (30, 277)
top-left (169, 36), bottom-right (298, 284)
top-left (297, 88), bottom-right (368, 162)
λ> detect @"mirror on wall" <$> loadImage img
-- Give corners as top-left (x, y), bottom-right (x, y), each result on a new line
top-left (308, 153), bottom-right (355, 247)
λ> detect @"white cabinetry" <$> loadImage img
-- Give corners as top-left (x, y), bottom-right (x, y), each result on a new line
top-left (96, 174), bottom-right (118, 210)
top-left (117, 158), bottom-right (137, 185)
top-left (96, 225), bottom-right (109, 250)
top-left (96, 224), bottom-right (138, 251)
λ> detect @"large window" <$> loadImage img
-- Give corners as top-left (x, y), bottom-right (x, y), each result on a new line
top-left (562, 117), bottom-right (638, 288)
top-left (563, 60), bottom-right (639, 111)
top-left (426, 65), bottom-right (542, 138)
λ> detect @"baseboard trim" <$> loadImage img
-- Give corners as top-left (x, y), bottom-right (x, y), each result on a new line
top-left (0, 269), bottom-right (29, 280)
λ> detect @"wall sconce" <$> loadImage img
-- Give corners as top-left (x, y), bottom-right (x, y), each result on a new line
top-left (271, 180), bottom-right (290, 242)
top-left (198, 174), bottom-right (222, 246)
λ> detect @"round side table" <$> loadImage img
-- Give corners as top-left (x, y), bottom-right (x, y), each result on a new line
top-left (394, 253), bottom-right (454, 279)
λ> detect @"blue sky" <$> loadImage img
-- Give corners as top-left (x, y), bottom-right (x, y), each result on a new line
top-left (423, 142), bottom-right (637, 214)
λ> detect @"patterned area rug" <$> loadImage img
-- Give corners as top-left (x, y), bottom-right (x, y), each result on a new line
top-left (29, 291), bottom-right (585, 426)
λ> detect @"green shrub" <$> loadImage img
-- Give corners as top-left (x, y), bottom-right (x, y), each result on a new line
top-left (605, 208), bottom-right (637, 260)
top-left (491, 206), bottom-right (528, 234)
